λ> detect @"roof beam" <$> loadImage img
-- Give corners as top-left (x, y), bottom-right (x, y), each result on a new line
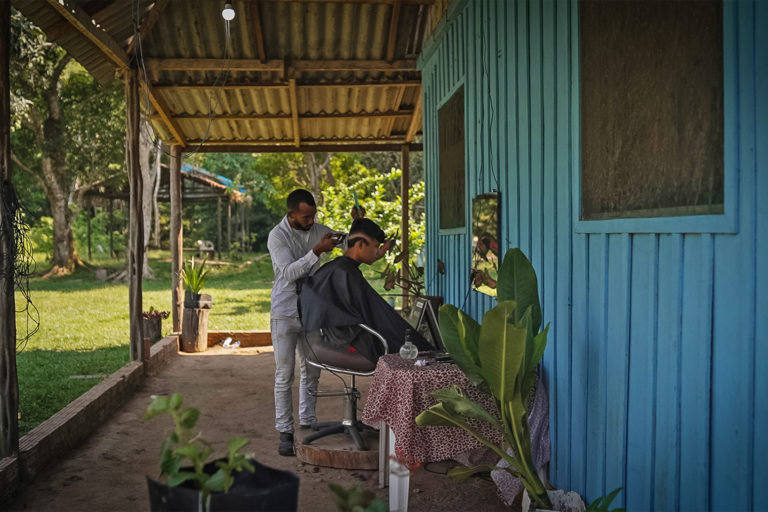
top-left (386, 0), bottom-right (402, 62)
top-left (256, 0), bottom-right (433, 4)
top-left (185, 137), bottom-right (415, 147)
top-left (288, 78), bottom-right (301, 147)
top-left (384, 85), bottom-right (407, 136)
top-left (188, 143), bottom-right (424, 154)
top-left (250, 1), bottom-right (267, 63)
top-left (405, 86), bottom-right (423, 142)
top-left (126, 0), bottom-right (169, 56)
top-left (44, 0), bottom-right (130, 69)
top-left (161, 110), bottom-right (415, 122)
top-left (148, 59), bottom-right (418, 72)
top-left (146, 87), bottom-right (187, 147)
top-left (43, 0), bottom-right (185, 146)
top-left (151, 80), bottom-right (421, 90)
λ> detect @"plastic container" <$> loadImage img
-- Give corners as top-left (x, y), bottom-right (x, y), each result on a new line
top-left (399, 329), bottom-right (418, 360)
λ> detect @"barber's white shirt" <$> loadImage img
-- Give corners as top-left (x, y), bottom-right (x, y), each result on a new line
top-left (267, 216), bottom-right (332, 318)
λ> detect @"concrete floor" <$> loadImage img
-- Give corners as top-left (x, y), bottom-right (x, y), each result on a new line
top-left (7, 345), bottom-right (508, 511)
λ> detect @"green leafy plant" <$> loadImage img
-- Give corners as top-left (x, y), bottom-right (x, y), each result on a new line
top-left (142, 306), bottom-right (170, 320)
top-left (180, 257), bottom-right (209, 294)
top-left (586, 487), bottom-right (625, 512)
top-left (143, 393), bottom-right (255, 509)
top-left (329, 483), bottom-right (387, 512)
top-left (415, 248), bottom-right (552, 509)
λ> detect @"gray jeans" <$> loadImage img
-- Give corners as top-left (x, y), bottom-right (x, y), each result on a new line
top-left (271, 316), bottom-right (321, 434)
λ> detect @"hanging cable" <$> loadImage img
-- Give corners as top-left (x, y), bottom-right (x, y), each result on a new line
top-left (132, 0), bottom-right (235, 157)
top-left (1, 180), bottom-right (40, 351)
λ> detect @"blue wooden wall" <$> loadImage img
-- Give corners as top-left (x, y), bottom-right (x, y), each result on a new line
top-left (419, 0), bottom-right (767, 509)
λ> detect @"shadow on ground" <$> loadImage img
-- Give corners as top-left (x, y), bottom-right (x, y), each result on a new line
top-left (8, 346), bottom-right (508, 511)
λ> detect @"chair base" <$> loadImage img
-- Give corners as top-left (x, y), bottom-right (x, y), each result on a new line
top-left (295, 430), bottom-right (379, 470)
top-left (302, 421), bottom-right (372, 450)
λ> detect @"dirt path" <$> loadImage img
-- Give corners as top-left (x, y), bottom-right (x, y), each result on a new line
top-left (8, 346), bottom-right (509, 511)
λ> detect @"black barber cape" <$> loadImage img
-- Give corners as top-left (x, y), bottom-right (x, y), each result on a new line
top-left (298, 256), bottom-right (431, 363)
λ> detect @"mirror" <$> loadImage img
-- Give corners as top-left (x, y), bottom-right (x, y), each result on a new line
top-left (471, 192), bottom-right (501, 296)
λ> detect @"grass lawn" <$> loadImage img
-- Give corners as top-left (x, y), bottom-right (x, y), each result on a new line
top-left (14, 250), bottom-right (394, 436)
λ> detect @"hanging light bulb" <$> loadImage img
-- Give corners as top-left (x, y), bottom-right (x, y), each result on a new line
top-left (222, 2), bottom-right (236, 21)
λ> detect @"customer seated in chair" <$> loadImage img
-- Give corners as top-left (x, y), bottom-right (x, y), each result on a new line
top-left (298, 218), bottom-right (431, 363)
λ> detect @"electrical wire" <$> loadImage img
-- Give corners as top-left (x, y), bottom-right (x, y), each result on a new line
top-left (1, 180), bottom-right (40, 351)
top-left (132, 0), bottom-right (235, 158)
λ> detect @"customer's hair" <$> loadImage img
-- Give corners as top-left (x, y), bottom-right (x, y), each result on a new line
top-left (349, 218), bottom-right (386, 244)
top-left (286, 189), bottom-right (316, 211)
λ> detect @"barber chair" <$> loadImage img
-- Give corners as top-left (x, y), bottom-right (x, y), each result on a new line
top-left (300, 324), bottom-right (388, 450)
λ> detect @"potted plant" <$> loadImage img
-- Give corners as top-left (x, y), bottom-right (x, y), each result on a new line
top-left (415, 248), bottom-right (553, 510)
top-left (181, 257), bottom-right (211, 309)
top-left (143, 393), bottom-right (299, 512)
top-left (180, 258), bottom-right (212, 352)
top-left (142, 307), bottom-right (169, 343)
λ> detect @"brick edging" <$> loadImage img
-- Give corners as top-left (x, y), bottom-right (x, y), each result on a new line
top-left (0, 334), bottom-right (180, 503)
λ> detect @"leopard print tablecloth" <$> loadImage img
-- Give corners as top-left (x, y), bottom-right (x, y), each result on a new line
top-left (361, 354), bottom-right (503, 463)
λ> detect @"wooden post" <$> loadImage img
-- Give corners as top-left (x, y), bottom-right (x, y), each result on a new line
top-left (216, 196), bottom-right (222, 260)
top-left (240, 202), bottom-right (246, 252)
top-left (227, 200), bottom-right (231, 252)
top-left (0, 0), bottom-right (19, 458)
top-left (125, 67), bottom-right (144, 362)
top-left (87, 207), bottom-right (92, 260)
top-left (170, 145), bottom-right (183, 332)
top-left (108, 200), bottom-right (114, 258)
top-left (401, 144), bottom-right (410, 309)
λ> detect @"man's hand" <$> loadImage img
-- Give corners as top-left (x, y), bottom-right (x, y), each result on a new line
top-left (313, 233), bottom-right (339, 256)
top-left (351, 206), bottom-right (366, 220)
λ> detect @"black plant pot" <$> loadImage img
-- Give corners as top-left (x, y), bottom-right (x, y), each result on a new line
top-left (147, 459), bottom-right (299, 512)
top-left (184, 291), bottom-right (212, 309)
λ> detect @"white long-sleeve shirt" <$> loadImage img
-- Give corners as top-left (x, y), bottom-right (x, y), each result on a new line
top-left (267, 216), bottom-right (332, 318)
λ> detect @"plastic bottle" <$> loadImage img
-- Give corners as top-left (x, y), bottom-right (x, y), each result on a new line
top-left (399, 329), bottom-right (419, 360)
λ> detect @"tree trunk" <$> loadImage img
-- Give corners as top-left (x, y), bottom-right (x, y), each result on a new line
top-left (153, 143), bottom-right (161, 248)
top-left (139, 116), bottom-right (156, 278)
top-left (41, 59), bottom-right (77, 274)
top-left (304, 153), bottom-right (333, 204)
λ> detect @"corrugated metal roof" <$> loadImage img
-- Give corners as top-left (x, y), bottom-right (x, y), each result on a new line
top-left (12, 0), bottom-right (434, 152)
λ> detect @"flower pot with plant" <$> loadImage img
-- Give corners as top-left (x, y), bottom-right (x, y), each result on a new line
top-left (415, 248), bottom-right (553, 510)
top-left (144, 393), bottom-right (299, 512)
top-left (181, 257), bottom-right (211, 309)
top-left (142, 307), bottom-right (170, 343)
top-left (180, 258), bottom-right (212, 352)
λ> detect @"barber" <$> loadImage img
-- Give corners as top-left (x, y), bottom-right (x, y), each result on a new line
top-left (266, 188), bottom-right (361, 456)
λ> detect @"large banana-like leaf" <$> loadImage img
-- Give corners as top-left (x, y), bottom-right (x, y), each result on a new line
top-left (430, 385), bottom-right (501, 430)
top-left (477, 301), bottom-right (527, 405)
top-left (438, 304), bottom-right (485, 386)
top-left (457, 308), bottom-right (482, 365)
top-left (497, 249), bottom-right (542, 335)
top-left (521, 323), bottom-right (549, 405)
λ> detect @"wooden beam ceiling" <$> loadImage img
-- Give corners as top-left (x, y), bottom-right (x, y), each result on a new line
top-left (151, 80), bottom-right (421, 90)
top-left (249, 1), bottom-right (267, 63)
top-left (386, 0), bottom-right (402, 63)
top-left (43, 0), bottom-right (186, 146)
top-left (125, 0), bottom-right (169, 56)
top-left (147, 59), bottom-right (418, 73)
top-left (190, 142), bottom-right (423, 154)
top-left (288, 78), bottom-right (301, 146)
top-left (158, 110), bottom-right (415, 122)
top-left (405, 87), bottom-right (422, 142)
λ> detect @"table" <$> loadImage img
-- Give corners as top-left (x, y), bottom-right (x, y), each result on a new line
top-left (362, 354), bottom-right (503, 484)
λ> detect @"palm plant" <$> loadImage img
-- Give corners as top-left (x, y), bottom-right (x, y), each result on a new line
top-left (415, 249), bottom-right (552, 510)
top-left (181, 257), bottom-right (209, 294)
